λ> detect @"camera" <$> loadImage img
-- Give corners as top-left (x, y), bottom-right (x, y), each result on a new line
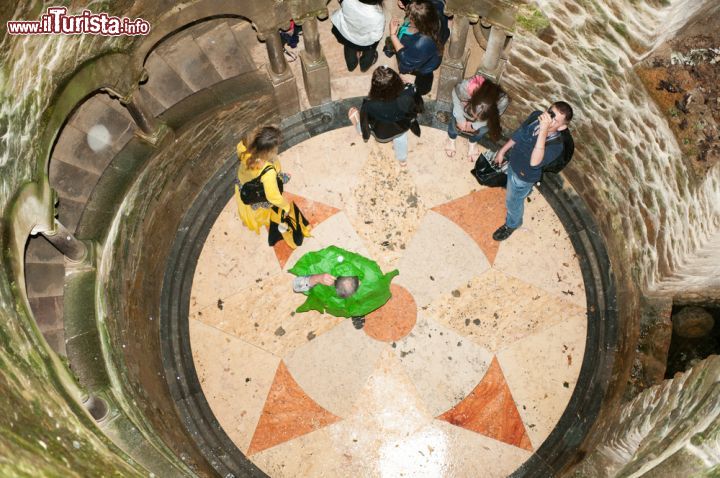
top-left (383, 36), bottom-right (395, 57)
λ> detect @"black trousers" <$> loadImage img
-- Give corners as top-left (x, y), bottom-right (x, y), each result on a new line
top-left (413, 72), bottom-right (434, 96)
top-left (331, 26), bottom-right (379, 71)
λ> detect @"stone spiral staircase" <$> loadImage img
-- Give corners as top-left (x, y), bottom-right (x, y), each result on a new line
top-left (25, 18), bottom-right (261, 357)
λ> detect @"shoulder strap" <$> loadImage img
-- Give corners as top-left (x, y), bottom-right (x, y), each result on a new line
top-left (257, 164), bottom-right (276, 178)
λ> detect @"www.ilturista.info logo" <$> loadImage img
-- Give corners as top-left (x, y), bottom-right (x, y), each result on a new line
top-left (7, 7), bottom-right (150, 36)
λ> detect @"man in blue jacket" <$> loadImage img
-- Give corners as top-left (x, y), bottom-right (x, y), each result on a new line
top-left (492, 101), bottom-right (574, 241)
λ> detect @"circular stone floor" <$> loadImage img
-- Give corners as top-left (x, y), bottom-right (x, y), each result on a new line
top-left (188, 127), bottom-right (587, 477)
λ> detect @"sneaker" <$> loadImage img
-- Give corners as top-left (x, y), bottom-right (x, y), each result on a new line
top-left (283, 47), bottom-right (297, 62)
top-left (492, 224), bottom-right (516, 241)
top-left (351, 316), bottom-right (366, 330)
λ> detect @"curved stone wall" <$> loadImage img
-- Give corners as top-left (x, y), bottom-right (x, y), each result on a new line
top-left (0, 0), bottom-right (719, 476)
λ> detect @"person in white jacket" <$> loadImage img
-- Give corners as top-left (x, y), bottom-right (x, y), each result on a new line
top-left (331, 0), bottom-right (386, 72)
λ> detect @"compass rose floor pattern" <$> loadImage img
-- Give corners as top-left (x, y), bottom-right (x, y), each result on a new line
top-left (189, 127), bottom-right (587, 477)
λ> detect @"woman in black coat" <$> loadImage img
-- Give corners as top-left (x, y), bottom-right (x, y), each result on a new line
top-left (348, 66), bottom-right (421, 166)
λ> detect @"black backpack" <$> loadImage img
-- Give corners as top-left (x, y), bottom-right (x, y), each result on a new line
top-left (542, 128), bottom-right (574, 174)
top-left (239, 165), bottom-right (283, 205)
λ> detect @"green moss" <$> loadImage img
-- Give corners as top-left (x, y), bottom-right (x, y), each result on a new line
top-left (611, 21), bottom-right (628, 38)
top-left (516, 4), bottom-right (551, 35)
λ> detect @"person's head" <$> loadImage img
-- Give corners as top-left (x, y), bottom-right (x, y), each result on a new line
top-left (405, 0), bottom-right (441, 47)
top-left (368, 65), bottom-right (405, 101)
top-left (465, 79), bottom-right (504, 141)
top-left (246, 125), bottom-right (281, 168)
top-left (548, 101), bottom-right (573, 132)
top-left (335, 276), bottom-right (360, 298)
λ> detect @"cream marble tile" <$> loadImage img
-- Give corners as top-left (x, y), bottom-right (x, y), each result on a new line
top-left (311, 212), bottom-right (372, 259)
top-left (344, 142), bottom-right (428, 271)
top-left (494, 193), bottom-right (586, 308)
top-left (189, 319), bottom-right (280, 454)
top-left (250, 427), bottom-right (361, 478)
top-left (395, 211), bottom-right (490, 308)
top-left (325, 349), bottom-right (449, 478)
top-left (433, 419), bottom-right (532, 478)
top-left (426, 269), bottom-right (586, 353)
top-left (497, 314), bottom-right (587, 449)
top-left (190, 199), bottom-right (281, 313)
top-left (284, 321), bottom-right (388, 417)
top-left (406, 128), bottom-right (486, 209)
top-left (281, 234), bottom-right (327, 272)
top-left (279, 128), bottom-right (371, 210)
top-left (191, 273), bottom-right (344, 357)
top-left (392, 315), bottom-right (494, 417)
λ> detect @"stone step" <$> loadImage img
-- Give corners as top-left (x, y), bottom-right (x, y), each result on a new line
top-left (49, 157), bottom-right (101, 204)
top-left (55, 195), bottom-right (86, 233)
top-left (95, 92), bottom-right (136, 121)
top-left (139, 53), bottom-right (195, 112)
top-left (62, 94), bottom-right (136, 176)
top-left (193, 20), bottom-right (256, 79)
top-left (51, 122), bottom-right (123, 177)
top-left (230, 21), bottom-right (265, 69)
top-left (155, 29), bottom-right (223, 91)
top-left (25, 263), bottom-right (65, 298)
top-left (25, 236), bottom-right (64, 264)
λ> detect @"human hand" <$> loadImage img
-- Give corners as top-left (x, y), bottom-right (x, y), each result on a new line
top-left (494, 151), bottom-right (505, 165)
top-left (459, 121), bottom-right (475, 133)
top-left (390, 18), bottom-right (401, 36)
top-left (538, 111), bottom-right (553, 131)
top-left (312, 273), bottom-right (336, 287)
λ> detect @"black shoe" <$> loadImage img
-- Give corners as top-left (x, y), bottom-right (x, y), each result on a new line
top-left (351, 316), bottom-right (365, 330)
top-left (359, 50), bottom-right (378, 73)
top-left (344, 45), bottom-right (359, 72)
top-left (492, 224), bottom-right (516, 241)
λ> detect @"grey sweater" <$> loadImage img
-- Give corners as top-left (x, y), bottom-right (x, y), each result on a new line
top-left (452, 78), bottom-right (509, 131)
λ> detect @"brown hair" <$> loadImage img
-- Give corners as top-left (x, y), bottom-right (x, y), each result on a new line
top-left (245, 126), bottom-right (281, 169)
top-left (406, 1), bottom-right (441, 51)
top-left (552, 101), bottom-right (574, 122)
top-left (368, 66), bottom-right (405, 101)
top-left (464, 80), bottom-right (504, 141)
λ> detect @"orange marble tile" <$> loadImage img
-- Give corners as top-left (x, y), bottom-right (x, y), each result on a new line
top-left (272, 240), bottom-right (294, 270)
top-left (284, 192), bottom-right (340, 226)
top-left (272, 193), bottom-right (340, 268)
top-left (437, 357), bottom-right (532, 451)
top-left (247, 361), bottom-right (342, 455)
top-left (432, 188), bottom-right (507, 265)
top-left (364, 284), bottom-right (417, 342)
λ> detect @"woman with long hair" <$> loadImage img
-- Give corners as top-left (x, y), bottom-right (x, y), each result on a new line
top-left (446, 75), bottom-right (509, 161)
top-left (347, 66), bottom-right (422, 166)
top-left (331, 0), bottom-right (385, 72)
top-left (388, 0), bottom-right (443, 96)
top-left (235, 126), bottom-right (310, 248)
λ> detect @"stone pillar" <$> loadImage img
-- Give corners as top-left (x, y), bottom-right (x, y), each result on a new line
top-left (104, 80), bottom-right (169, 146)
top-left (437, 15), bottom-right (471, 104)
top-left (41, 219), bottom-right (88, 263)
top-left (478, 25), bottom-right (507, 81)
top-left (298, 17), bottom-right (331, 106)
top-left (266, 31), bottom-right (288, 76)
top-left (262, 30), bottom-right (300, 116)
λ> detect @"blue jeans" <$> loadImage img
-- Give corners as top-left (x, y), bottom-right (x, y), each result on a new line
top-left (356, 123), bottom-right (408, 162)
top-left (447, 117), bottom-right (488, 143)
top-left (505, 165), bottom-right (535, 229)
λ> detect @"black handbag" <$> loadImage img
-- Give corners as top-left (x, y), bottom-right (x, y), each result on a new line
top-left (471, 150), bottom-right (508, 188)
top-left (240, 165), bottom-right (284, 205)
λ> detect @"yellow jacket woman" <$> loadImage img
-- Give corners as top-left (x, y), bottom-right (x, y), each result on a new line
top-left (234, 126), bottom-right (311, 249)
